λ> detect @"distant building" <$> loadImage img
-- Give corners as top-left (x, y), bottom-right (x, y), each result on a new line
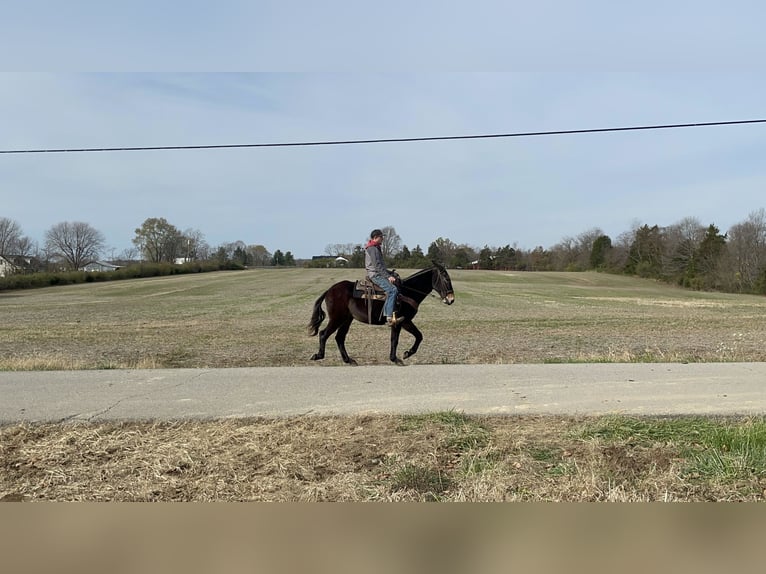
top-left (0, 255), bottom-right (17, 277)
top-left (311, 255), bottom-right (349, 268)
top-left (0, 255), bottom-right (40, 277)
top-left (81, 261), bottom-right (121, 272)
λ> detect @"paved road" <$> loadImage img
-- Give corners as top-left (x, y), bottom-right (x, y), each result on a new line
top-left (1, 363), bottom-right (764, 423)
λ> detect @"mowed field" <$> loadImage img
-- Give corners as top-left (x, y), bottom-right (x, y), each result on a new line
top-left (2, 267), bottom-right (766, 370)
top-left (2, 268), bottom-right (766, 501)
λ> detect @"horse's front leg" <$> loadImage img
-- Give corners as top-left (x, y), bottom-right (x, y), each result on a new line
top-left (401, 322), bottom-right (423, 360)
top-left (389, 324), bottom-right (405, 365)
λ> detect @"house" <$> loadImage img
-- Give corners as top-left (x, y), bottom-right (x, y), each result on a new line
top-left (0, 255), bottom-right (40, 277)
top-left (0, 255), bottom-right (17, 277)
top-left (81, 261), bottom-right (121, 272)
top-left (311, 255), bottom-right (349, 268)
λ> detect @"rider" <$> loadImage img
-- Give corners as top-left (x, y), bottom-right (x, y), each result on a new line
top-left (365, 228), bottom-right (402, 326)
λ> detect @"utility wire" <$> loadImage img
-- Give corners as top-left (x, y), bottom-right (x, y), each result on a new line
top-left (1, 119), bottom-right (764, 155)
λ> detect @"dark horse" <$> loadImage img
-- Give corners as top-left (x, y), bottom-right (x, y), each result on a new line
top-left (308, 264), bottom-right (455, 365)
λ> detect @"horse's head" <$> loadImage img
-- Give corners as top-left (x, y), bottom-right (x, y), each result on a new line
top-left (431, 262), bottom-right (455, 305)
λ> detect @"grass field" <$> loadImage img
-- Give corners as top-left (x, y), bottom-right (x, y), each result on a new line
top-left (2, 267), bottom-right (765, 370)
top-left (2, 268), bottom-right (765, 501)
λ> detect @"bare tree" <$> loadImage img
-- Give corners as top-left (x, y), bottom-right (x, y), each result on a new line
top-left (45, 221), bottom-right (105, 270)
top-left (247, 244), bottom-right (272, 266)
top-left (117, 246), bottom-right (139, 261)
top-left (0, 217), bottom-right (24, 256)
top-left (550, 235), bottom-right (578, 270)
top-left (608, 229), bottom-right (634, 270)
top-left (14, 236), bottom-right (36, 258)
top-left (548, 228), bottom-right (604, 271)
top-left (576, 227), bottom-right (605, 269)
top-left (725, 208), bottom-right (766, 291)
top-left (325, 243), bottom-right (358, 257)
top-left (380, 226), bottom-right (402, 258)
top-left (663, 216), bottom-right (705, 278)
top-left (182, 228), bottom-right (209, 261)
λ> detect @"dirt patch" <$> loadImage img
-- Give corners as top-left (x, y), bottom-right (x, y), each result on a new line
top-left (577, 296), bottom-right (730, 308)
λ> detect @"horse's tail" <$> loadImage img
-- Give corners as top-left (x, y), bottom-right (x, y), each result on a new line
top-left (307, 290), bottom-right (328, 336)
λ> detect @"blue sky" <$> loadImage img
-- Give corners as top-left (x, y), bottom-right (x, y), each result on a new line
top-left (1, 3), bottom-right (765, 259)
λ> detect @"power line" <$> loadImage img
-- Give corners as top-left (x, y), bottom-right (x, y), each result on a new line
top-left (1, 118), bottom-right (764, 155)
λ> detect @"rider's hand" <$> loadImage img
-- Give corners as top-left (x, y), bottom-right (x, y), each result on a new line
top-left (388, 276), bottom-right (396, 284)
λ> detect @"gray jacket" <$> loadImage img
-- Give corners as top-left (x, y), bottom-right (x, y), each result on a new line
top-left (365, 244), bottom-right (390, 279)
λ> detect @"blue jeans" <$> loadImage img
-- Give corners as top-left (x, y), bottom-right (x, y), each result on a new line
top-left (371, 275), bottom-right (398, 317)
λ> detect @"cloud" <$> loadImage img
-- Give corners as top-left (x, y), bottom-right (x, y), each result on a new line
top-left (1, 71), bottom-right (765, 258)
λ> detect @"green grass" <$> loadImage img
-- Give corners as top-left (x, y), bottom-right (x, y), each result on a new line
top-left (389, 463), bottom-right (452, 500)
top-left (580, 416), bottom-right (766, 481)
top-left (398, 411), bottom-right (491, 452)
top-left (688, 422), bottom-right (766, 479)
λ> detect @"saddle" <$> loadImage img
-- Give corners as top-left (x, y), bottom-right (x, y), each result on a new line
top-left (353, 276), bottom-right (419, 324)
top-left (353, 277), bottom-right (388, 300)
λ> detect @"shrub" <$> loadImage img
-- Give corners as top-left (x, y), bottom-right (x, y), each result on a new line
top-left (0, 261), bottom-right (245, 292)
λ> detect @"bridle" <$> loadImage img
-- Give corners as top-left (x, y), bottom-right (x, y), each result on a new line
top-left (401, 266), bottom-right (454, 304)
top-left (433, 267), bottom-right (454, 304)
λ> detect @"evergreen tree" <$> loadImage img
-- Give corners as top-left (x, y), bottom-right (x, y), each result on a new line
top-left (694, 224), bottom-right (727, 288)
top-left (495, 245), bottom-right (517, 270)
top-left (393, 245), bottom-right (411, 267)
top-left (625, 225), bottom-right (663, 277)
top-left (478, 246), bottom-right (494, 270)
top-left (409, 245), bottom-right (429, 267)
top-left (590, 235), bottom-right (612, 269)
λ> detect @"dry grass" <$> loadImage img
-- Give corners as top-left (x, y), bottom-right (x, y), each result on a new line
top-left (2, 268), bottom-right (766, 370)
top-left (3, 269), bottom-right (766, 501)
top-left (2, 414), bottom-right (765, 502)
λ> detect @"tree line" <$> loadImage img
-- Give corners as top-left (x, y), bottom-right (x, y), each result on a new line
top-left (4, 210), bottom-right (766, 295)
top-left (319, 211), bottom-right (766, 295)
top-left (0, 216), bottom-right (295, 272)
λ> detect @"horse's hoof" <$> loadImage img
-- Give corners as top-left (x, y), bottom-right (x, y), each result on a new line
top-left (403, 351), bottom-right (412, 359)
top-left (347, 359), bottom-right (358, 366)
top-left (393, 358), bottom-right (405, 366)
top-left (310, 354), bottom-right (323, 361)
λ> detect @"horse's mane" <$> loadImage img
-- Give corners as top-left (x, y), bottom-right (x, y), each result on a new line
top-left (403, 266), bottom-right (436, 282)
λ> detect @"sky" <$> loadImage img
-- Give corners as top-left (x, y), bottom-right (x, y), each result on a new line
top-left (1, 2), bottom-right (766, 260)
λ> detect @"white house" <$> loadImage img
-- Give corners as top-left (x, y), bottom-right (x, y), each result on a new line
top-left (0, 255), bottom-right (17, 277)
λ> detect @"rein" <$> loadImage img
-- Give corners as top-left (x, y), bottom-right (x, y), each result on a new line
top-left (402, 267), bottom-right (449, 299)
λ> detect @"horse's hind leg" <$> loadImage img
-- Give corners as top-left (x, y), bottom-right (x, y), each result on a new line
top-left (335, 318), bottom-right (357, 365)
top-left (310, 328), bottom-right (328, 361)
top-left (310, 322), bottom-right (339, 361)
